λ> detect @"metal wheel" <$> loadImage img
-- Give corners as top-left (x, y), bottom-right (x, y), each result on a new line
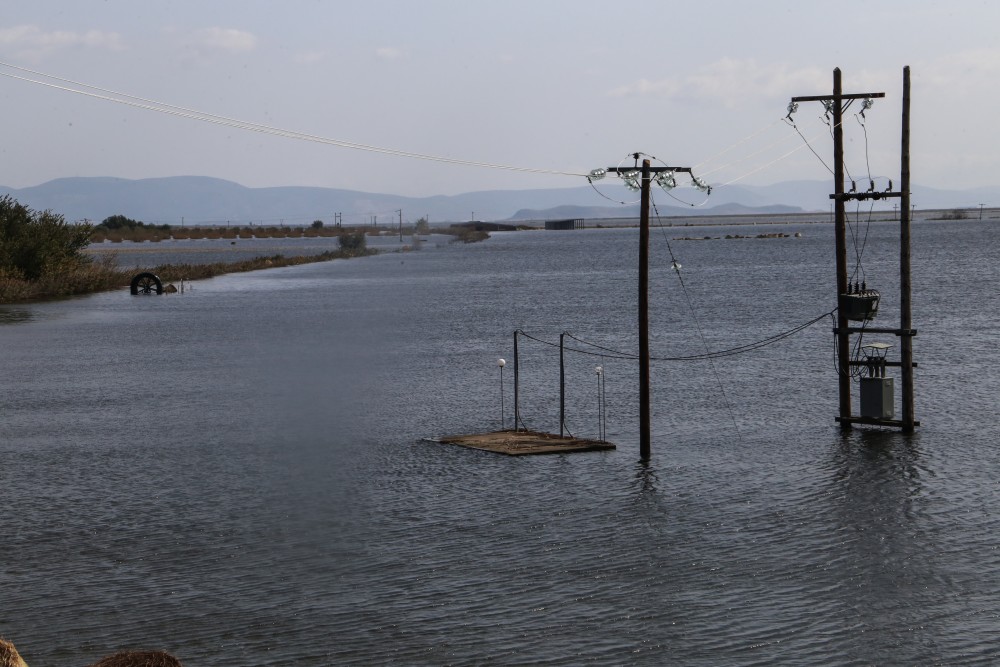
top-left (130, 272), bottom-right (163, 295)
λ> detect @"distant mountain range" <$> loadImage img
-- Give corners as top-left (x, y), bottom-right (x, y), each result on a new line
top-left (0, 175), bottom-right (996, 226)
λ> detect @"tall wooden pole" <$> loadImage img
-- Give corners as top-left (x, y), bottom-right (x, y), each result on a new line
top-left (832, 68), bottom-right (853, 427)
top-left (899, 66), bottom-right (915, 432)
top-left (606, 157), bottom-right (691, 456)
top-left (639, 158), bottom-right (652, 459)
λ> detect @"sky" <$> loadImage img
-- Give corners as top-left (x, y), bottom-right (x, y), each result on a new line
top-left (0, 1), bottom-right (997, 198)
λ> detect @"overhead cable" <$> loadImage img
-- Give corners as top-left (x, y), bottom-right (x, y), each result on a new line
top-left (0, 60), bottom-right (587, 178)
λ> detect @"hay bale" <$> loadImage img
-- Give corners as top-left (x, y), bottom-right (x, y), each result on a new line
top-left (89, 650), bottom-right (183, 667)
top-left (0, 638), bottom-right (29, 667)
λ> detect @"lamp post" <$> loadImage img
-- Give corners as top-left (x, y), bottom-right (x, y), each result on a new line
top-left (595, 365), bottom-right (604, 441)
top-left (497, 358), bottom-right (506, 431)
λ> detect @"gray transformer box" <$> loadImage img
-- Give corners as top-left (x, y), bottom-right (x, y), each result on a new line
top-left (860, 376), bottom-right (895, 419)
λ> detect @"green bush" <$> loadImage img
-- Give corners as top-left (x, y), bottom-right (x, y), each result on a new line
top-left (338, 230), bottom-right (367, 253)
top-left (0, 196), bottom-right (93, 280)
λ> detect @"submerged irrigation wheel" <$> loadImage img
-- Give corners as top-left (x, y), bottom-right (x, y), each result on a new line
top-left (130, 272), bottom-right (163, 295)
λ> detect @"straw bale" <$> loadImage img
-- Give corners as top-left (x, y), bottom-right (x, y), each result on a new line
top-left (0, 638), bottom-right (28, 667)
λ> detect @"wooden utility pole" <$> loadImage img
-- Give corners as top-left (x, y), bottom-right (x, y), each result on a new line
top-left (899, 65), bottom-right (915, 432)
top-left (608, 155), bottom-right (692, 459)
top-left (792, 67), bottom-right (918, 431)
top-left (793, 69), bottom-right (883, 425)
top-left (638, 158), bottom-right (652, 456)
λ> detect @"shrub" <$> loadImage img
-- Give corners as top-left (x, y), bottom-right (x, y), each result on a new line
top-left (338, 230), bottom-right (367, 253)
top-left (0, 196), bottom-right (93, 280)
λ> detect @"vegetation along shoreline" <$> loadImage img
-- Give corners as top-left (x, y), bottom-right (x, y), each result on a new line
top-left (0, 199), bottom-right (488, 305)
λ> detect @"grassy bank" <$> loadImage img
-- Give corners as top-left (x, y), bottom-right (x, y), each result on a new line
top-left (0, 247), bottom-right (376, 304)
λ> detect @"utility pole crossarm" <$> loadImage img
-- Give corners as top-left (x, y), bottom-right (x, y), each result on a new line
top-left (830, 191), bottom-right (903, 202)
top-left (791, 92), bottom-right (886, 103)
top-left (607, 166), bottom-right (692, 174)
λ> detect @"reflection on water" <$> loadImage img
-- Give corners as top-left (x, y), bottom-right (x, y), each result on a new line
top-left (2, 220), bottom-right (999, 665)
top-left (0, 308), bottom-right (35, 324)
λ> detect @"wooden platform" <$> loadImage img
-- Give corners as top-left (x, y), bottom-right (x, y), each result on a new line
top-left (435, 430), bottom-right (615, 456)
top-left (836, 416), bottom-right (921, 428)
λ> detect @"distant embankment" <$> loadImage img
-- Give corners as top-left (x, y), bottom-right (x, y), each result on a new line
top-left (452, 221), bottom-right (518, 232)
top-left (505, 202), bottom-right (804, 221)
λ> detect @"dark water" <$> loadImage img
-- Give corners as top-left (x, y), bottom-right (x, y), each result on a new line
top-left (2, 218), bottom-right (999, 665)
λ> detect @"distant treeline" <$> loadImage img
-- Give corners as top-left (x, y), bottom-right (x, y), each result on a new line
top-left (88, 214), bottom-right (493, 243)
top-left (90, 214), bottom-right (439, 242)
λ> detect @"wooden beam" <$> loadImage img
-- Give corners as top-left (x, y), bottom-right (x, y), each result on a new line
top-left (829, 191), bottom-right (903, 201)
top-left (836, 416), bottom-right (921, 428)
top-left (791, 92), bottom-right (886, 102)
top-left (833, 326), bottom-right (917, 336)
top-left (848, 360), bottom-right (919, 368)
top-left (607, 167), bottom-right (692, 174)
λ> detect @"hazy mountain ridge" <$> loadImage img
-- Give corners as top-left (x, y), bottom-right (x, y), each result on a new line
top-left (0, 176), bottom-right (994, 225)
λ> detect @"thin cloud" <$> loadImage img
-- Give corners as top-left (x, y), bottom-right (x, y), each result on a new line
top-left (196, 27), bottom-right (258, 54)
top-left (920, 47), bottom-right (1000, 92)
top-left (609, 59), bottom-right (827, 107)
top-left (0, 24), bottom-right (125, 59)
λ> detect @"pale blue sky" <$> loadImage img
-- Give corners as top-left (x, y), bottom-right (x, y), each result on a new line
top-left (0, 1), bottom-right (996, 197)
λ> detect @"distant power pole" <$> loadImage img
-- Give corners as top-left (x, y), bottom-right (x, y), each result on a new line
top-left (980, 204), bottom-right (985, 220)
top-left (397, 209), bottom-right (403, 241)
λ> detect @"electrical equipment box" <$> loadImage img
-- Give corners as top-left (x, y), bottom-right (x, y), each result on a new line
top-left (839, 291), bottom-right (880, 321)
top-left (860, 376), bottom-right (894, 419)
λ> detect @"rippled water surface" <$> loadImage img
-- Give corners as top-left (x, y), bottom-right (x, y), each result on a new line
top-left (2, 218), bottom-right (999, 665)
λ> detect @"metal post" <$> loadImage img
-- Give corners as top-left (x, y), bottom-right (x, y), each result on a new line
top-left (602, 367), bottom-right (607, 441)
top-left (639, 158), bottom-right (652, 459)
top-left (559, 332), bottom-right (566, 437)
top-left (832, 68), bottom-right (853, 427)
top-left (596, 367), bottom-right (602, 441)
top-left (499, 361), bottom-right (505, 430)
top-left (513, 330), bottom-right (520, 432)
top-left (900, 66), bottom-right (915, 432)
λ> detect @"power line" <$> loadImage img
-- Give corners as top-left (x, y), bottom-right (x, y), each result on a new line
top-left (0, 60), bottom-right (587, 178)
top-left (520, 309), bottom-right (834, 363)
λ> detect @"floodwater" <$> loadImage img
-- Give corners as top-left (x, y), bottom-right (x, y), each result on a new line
top-left (1, 216), bottom-right (998, 665)
top-left (85, 232), bottom-right (415, 269)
